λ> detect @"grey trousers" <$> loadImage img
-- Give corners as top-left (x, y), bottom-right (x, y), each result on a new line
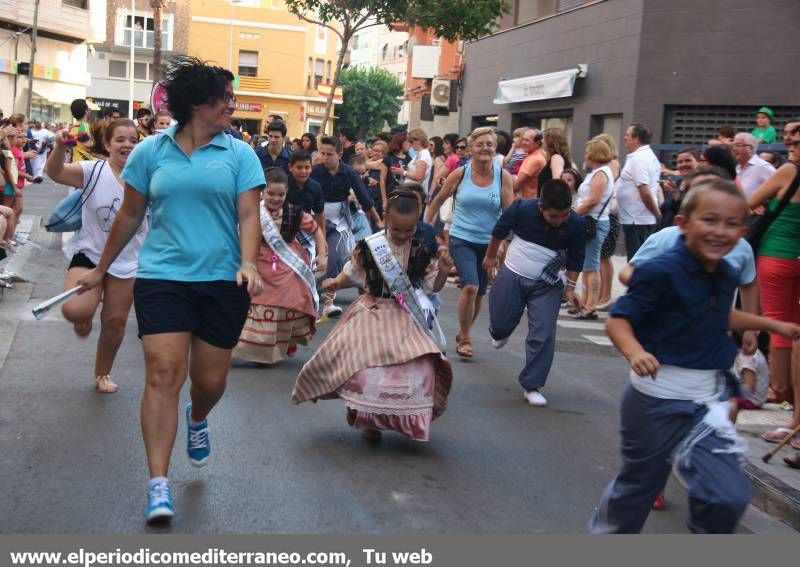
top-left (589, 385), bottom-right (753, 534)
top-left (488, 265), bottom-right (563, 391)
top-left (325, 221), bottom-right (352, 280)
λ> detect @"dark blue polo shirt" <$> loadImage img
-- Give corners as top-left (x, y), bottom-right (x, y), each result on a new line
top-left (492, 198), bottom-right (585, 272)
top-left (610, 240), bottom-right (738, 370)
top-left (311, 162), bottom-right (373, 211)
top-left (255, 145), bottom-right (291, 174)
top-left (286, 175), bottom-right (324, 215)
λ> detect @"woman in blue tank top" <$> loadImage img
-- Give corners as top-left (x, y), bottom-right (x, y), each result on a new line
top-left (426, 127), bottom-right (514, 358)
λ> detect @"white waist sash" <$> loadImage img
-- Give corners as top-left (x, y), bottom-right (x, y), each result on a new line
top-left (504, 238), bottom-right (557, 280)
top-left (630, 365), bottom-right (718, 403)
top-left (631, 364), bottom-right (747, 457)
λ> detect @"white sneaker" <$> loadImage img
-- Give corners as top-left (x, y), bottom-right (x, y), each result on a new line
top-left (322, 303), bottom-right (343, 317)
top-left (491, 337), bottom-right (508, 349)
top-left (524, 390), bottom-right (548, 407)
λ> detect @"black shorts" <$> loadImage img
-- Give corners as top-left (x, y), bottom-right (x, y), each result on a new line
top-left (68, 252), bottom-right (97, 270)
top-left (133, 278), bottom-right (251, 349)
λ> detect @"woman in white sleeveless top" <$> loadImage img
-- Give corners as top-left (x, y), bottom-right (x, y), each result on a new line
top-left (574, 138), bottom-right (615, 319)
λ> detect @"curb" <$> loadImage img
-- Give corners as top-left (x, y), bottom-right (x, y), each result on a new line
top-left (4, 215), bottom-right (44, 282)
top-left (0, 215), bottom-right (44, 373)
top-left (744, 463), bottom-right (800, 531)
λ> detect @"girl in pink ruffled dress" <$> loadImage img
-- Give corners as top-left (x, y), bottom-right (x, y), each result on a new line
top-left (292, 190), bottom-right (452, 442)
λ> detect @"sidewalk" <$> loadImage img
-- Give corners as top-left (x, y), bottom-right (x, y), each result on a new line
top-left (606, 254), bottom-right (800, 530)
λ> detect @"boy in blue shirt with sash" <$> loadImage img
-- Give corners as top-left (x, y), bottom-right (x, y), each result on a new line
top-left (590, 179), bottom-right (800, 533)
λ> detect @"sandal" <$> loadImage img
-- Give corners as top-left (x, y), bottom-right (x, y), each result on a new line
top-left (761, 427), bottom-right (799, 444)
top-left (95, 374), bottom-right (118, 394)
top-left (456, 334), bottom-right (473, 358)
top-left (784, 453), bottom-right (800, 469)
top-left (574, 311), bottom-right (599, 320)
top-left (791, 438), bottom-right (800, 451)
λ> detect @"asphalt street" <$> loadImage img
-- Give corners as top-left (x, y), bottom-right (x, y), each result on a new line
top-left (0, 181), bottom-right (794, 534)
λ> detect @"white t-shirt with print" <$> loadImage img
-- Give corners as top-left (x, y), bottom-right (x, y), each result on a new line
top-left (64, 160), bottom-right (148, 279)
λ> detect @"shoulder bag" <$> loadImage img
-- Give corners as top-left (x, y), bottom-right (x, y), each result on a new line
top-left (584, 172), bottom-right (614, 240)
top-left (745, 163), bottom-right (800, 253)
top-left (45, 160), bottom-right (106, 233)
top-left (438, 166), bottom-right (467, 225)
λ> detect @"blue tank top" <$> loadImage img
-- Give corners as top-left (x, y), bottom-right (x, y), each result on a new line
top-left (449, 162), bottom-right (502, 244)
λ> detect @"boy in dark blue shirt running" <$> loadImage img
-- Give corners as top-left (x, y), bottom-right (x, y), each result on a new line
top-left (590, 178), bottom-right (800, 534)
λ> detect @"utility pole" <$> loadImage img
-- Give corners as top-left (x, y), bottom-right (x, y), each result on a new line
top-left (12, 32), bottom-right (20, 112)
top-left (128, 0), bottom-right (135, 118)
top-left (25, 0), bottom-right (40, 118)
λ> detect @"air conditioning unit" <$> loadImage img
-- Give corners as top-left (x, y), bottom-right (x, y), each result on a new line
top-left (430, 79), bottom-right (451, 107)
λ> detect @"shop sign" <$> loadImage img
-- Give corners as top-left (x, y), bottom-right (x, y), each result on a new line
top-left (494, 66), bottom-right (587, 104)
top-left (235, 101), bottom-right (263, 113)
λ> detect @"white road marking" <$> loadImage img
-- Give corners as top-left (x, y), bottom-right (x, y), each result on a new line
top-left (557, 320), bottom-right (606, 330)
top-left (583, 335), bottom-right (612, 346)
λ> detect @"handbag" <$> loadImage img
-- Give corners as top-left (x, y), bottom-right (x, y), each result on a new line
top-left (438, 167), bottom-right (467, 224)
top-left (745, 163), bottom-right (800, 252)
top-left (584, 188), bottom-right (614, 240)
top-left (45, 160), bottom-right (105, 232)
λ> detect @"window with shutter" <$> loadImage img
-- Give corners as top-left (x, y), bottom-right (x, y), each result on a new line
top-left (239, 51), bottom-right (258, 78)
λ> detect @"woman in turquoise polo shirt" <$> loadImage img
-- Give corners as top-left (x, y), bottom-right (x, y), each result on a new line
top-left (77, 57), bottom-right (266, 524)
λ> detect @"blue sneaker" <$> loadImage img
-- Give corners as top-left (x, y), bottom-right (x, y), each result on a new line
top-left (145, 479), bottom-right (174, 523)
top-left (186, 403), bottom-right (210, 467)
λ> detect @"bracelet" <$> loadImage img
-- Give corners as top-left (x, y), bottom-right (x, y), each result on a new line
top-left (565, 282), bottom-right (577, 289)
top-left (241, 261), bottom-right (257, 271)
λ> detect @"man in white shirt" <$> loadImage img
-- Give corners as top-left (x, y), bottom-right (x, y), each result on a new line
top-left (615, 122), bottom-right (662, 260)
top-left (733, 132), bottom-right (775, 197)
top-left (29, 119), bottom-right (54, 178)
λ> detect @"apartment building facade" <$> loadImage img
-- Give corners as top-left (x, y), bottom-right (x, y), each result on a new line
top-left (0, 0), bottom-right (106, 121)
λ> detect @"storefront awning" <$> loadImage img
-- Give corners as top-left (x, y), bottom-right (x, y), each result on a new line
top-left (27, 81), bottom-right (88, 106)
top-left (493, 65), bottom-right (587, 105)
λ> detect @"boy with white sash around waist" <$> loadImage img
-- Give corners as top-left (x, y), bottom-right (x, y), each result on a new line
top-left (483, 179), bottom-right (585, 407)
top-left (590, 179), bottom-right (800, 534)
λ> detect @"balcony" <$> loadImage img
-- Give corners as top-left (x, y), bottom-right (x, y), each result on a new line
top-left (0, 0), bottom-right (93, 41)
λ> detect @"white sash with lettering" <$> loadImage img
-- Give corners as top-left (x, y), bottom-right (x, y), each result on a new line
top-left (260, 202), bottom-right (319, 313)
top-left (364, 231), bottom-right (446, 348)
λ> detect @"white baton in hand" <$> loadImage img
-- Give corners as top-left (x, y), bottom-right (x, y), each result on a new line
top-left (32, 286), bottom-right (82, 320)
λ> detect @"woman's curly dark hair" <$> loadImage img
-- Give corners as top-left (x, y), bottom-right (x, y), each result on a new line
top-left (163, 56), bottom-right (234, 128)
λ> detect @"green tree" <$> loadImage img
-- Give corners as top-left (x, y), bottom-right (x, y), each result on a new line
top-left (337, 67), bottom-right (403, 138)
top-left (284, 0), bottom-right (509, 133)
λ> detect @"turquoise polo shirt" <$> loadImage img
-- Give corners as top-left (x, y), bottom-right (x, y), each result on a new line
top-left (122, 126), bottom-right (266, 282)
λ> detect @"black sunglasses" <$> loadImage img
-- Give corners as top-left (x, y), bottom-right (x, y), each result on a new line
top-left (456, 145), bottom-right (467, 150)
